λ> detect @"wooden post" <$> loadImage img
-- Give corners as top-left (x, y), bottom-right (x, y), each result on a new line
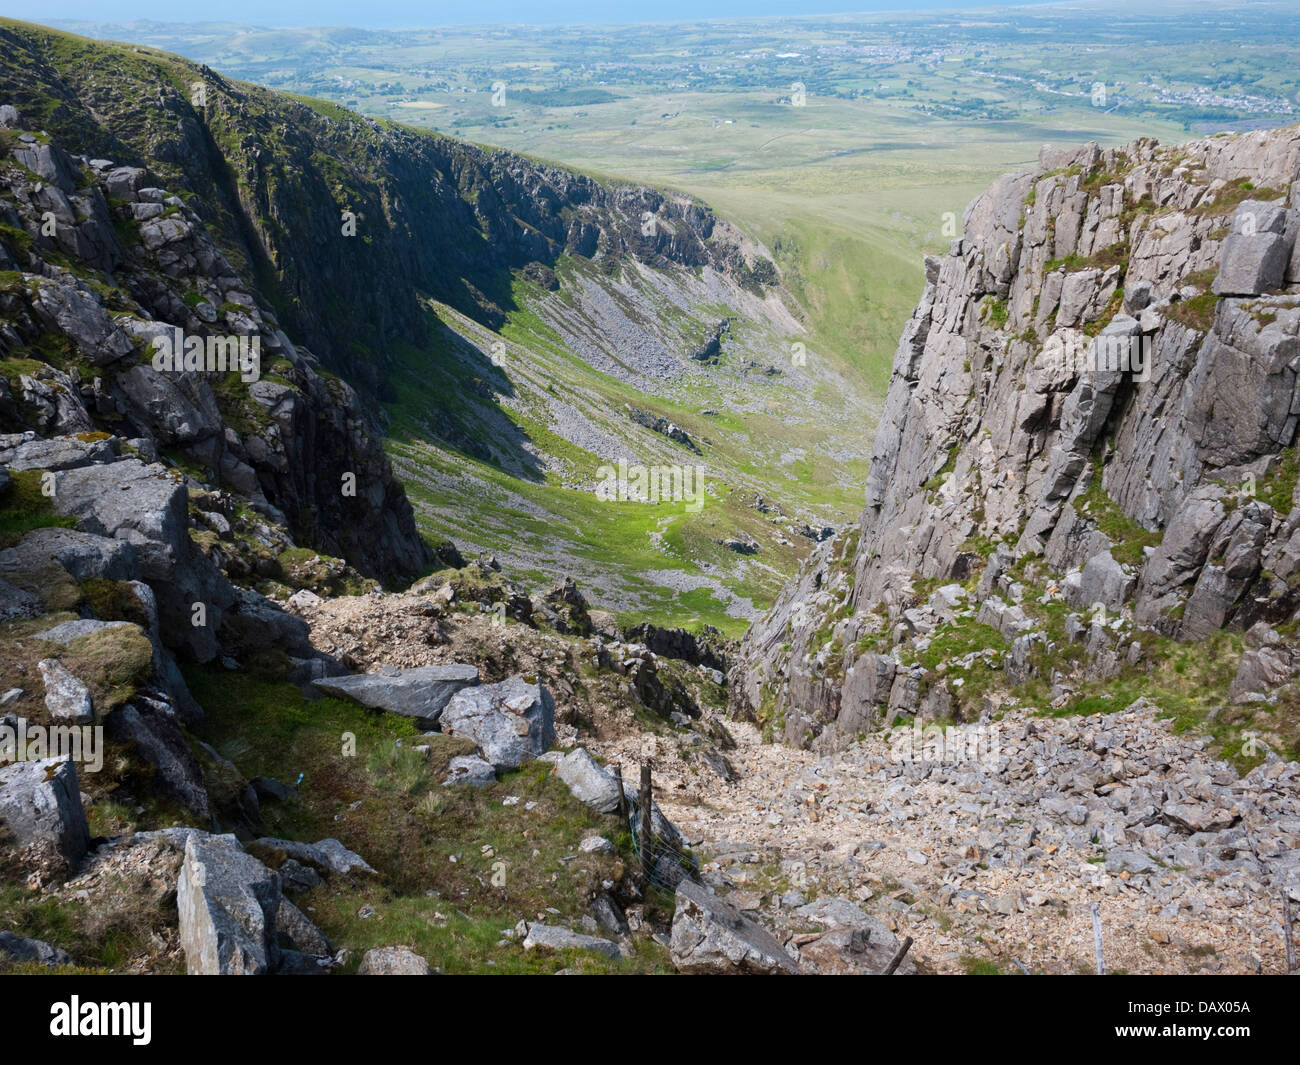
top-left (1091, 902), bottom-right (1105, 976)
top-left (1284, 893), bottom-right (1296, 975)
top-left (639, 763), bottom-right (653, 882)
top-left (613, 764), bottom-right (629, 829)
top-left (881, 936), bottom-right (913, 975)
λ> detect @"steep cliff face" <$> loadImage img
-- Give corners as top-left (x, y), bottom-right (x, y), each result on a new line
top-left (0, 21), bottom-right (771, 391)
top-left (0, 109), bottom-right (428, 583)
top-left (734, 125), bottom-right (1300, 759)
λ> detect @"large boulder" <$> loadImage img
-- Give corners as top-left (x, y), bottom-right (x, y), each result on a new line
top-left (553, 747), bottom-right (623, 813)
top-left (0, 756), bottom-right (89, 864)
top-left (1213, 200), bottom-right (1291, 296)
top-left (177, 834), bottom-right (281, 975)
top-left (669, 880), bottom-right (800, 975)
top-left (313, 664), bottom-right (478, 728)
top-left (791, 897), bottom-right (917, 975)
top-left (10, 527), bottom-right (137, 582)
top-left (49, 458), bottom-right (235, 661)
top-left (439, 677), bottom-right (556, 771)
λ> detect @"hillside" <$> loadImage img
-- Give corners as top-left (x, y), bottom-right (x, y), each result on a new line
top-left (0, 19), bottom-right (879, 633)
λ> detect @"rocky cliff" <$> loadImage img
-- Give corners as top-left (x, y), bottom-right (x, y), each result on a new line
top-left (734, 125), bottom-right (1300, 763)
top-left (0, 21), bottom-right (772, 392)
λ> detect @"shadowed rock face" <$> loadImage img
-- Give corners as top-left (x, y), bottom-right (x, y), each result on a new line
top-left (733, 125), bottom-right (1300, 752)
top-left (0, 757), bottom-right (90, 864)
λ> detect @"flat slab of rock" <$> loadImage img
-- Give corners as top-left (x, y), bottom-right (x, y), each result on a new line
top-left (36, 619), bottom-right (134, 645)
top-left (177, 834), bottom-right (281, 975)
top-left (358, 946), bottom-right (429, 975)
top-left (0, 756), bottom-right (89, 864)
top-left (522, 922), bottom-right (622, 960)
top-left (313, 664), bottom-right (478, 727)
top-left (440, 677), bottom-right (557, 771)
top-left (670, 880), bottom-right (799, 975)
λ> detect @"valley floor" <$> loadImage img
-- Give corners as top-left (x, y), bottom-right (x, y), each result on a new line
top-left (590, 708), bottom-right (1299, 975)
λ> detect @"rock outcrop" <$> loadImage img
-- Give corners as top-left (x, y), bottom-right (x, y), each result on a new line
top-left (734, 125), bottom-right (1300, 758)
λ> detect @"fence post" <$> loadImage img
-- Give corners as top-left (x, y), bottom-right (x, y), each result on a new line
top-left (1284, 893), bottom-right (1296, 974)
top-left (1091, 902), bottom-right (1105, 976)
top-left (639, 763), bottom-right (653, 885)
top-left (613, 764), bottom-right (629, 829)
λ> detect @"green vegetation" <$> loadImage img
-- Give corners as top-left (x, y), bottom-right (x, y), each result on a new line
top-left (0, 468), bottom-right (77, 548)
top-left (184, 665), bottom-right (673, 973)
top-left (1075, 458), bottom-right (1162, 567)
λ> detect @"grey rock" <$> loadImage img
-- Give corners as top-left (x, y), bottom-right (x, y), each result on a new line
top-left (439, 677), bottom-right (557, 771)
top-left (669, 880), bottom-right (800, 975)
top-left (312, 837), bottom-right (377, 876)
top-left (0, 931), bottom-right (73, 968)
top-left (522, 922), bottom-right (622, 960)
top-left (36, 619), bottom-right (133, 645)
top-left (554, 747), bottom-right (623, 813)
top-left (0, 756), bottom-right (89, 864)
top-left (1213, 201), bottom-right (1291, 296)
top-left (275, 898), bottom-right (330, 957)
top-left (106, 703), bottom-right (209, 818)
top-left (177, 833), bottom-right (281, 975)
top-left (0, 578), bottom-right (41, 622)
top-left (37, 659), bottom-right (93, 724)
top-left (357, 947), bottom-right (429, 975)
top-left (312, 663), bottom-right (478, 727)
top-left (442, 754), bottom-right (496, 787)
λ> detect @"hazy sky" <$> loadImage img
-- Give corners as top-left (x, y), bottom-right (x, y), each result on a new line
top-left (18, 0), bottom-right (1071, 28)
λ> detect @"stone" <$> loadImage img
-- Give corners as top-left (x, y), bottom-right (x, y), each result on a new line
top-left (1229, 645), bottom-right (1291, 703)
top-left (579, 835), bottom-right (616, 855)
top-left (37, 659), bottom-right (93, 724)
top-left (522, 922), bottom-right (622, 960)
top-left (312, 837), bottom-right (377, 876)
top-left (0, 930), bottom-right (73, 967)
top-left (275, 898), bottom-right (330, 957)
top-left (442, 754), bottom-right (496, 787)
top-left (106, 703), bottom-right (209, 818)
top-left (0, 578), bottom-right (41, 622)
top-left (0, 756), bottom-right (89, 864)
top-left (1213, 202), bottom-right (1291, 296)
top-left (669, 880), bottom-right (800, 975)
top-left (312, 663), bottom-right (478, 727)
top-left (357, 947), bottom-right (430, 975)
top-left (1069, 550), bottom-right (1136, 611)
top-left (439, 677), bottom-right (557, 771)
top-left (553, 747), bottom-right (623, 813)
top-left (11, 527), bottom-right (137, 582)
top-left (35, 619), bottom-right (134, 645)
top-left (177, 834), bottom-right (281, 975)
